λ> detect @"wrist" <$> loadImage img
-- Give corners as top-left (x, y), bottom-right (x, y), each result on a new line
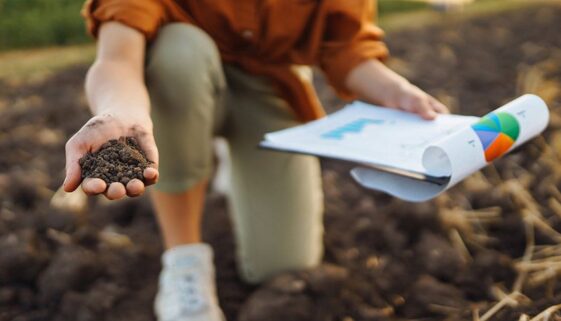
top-left (95, 107), bottom-right (153, 129)
top-left (346, 59), bottom-right (411, 107)
top-left (382, 79), bottom-right (413, 108)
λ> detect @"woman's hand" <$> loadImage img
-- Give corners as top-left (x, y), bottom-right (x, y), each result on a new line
top-left (345, 59), bottom-right (450, 120)
top-left (386, 81), bottom-right (449, 120)
top-left (64, 112), bottom-right (159, 200)
top-left (65, 22), bottom-right (157, 200)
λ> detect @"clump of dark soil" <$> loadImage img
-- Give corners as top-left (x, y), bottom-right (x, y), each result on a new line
top-left (79, 137), bottom-right (150, 186)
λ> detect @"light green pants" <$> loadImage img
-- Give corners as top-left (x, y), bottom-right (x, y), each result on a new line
top-left (145, 23), bottom-right (324, 283)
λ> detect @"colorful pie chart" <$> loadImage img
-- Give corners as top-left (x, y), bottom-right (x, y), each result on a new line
top-left (472, 112), bottom-right (520, 162)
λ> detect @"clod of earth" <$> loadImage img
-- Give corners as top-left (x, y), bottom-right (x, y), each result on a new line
top-left (79, 137), bottom-right (151, 186)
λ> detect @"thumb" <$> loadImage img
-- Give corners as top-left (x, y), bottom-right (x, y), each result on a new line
top-left (64, 138), bottom-right (87, 192)
top-left (138, 134), bottom-right (159, 169)
top-left (137, 134), bottom-right (159, 186)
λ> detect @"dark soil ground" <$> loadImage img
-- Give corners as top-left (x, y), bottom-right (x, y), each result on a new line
top-left (80, 137), bottom-right (150, 186)
top-left (1, 4), bottom-right (561, 321)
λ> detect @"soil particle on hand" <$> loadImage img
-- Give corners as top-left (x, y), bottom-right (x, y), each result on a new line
top-left (79, 137), bottom-right (151, 186)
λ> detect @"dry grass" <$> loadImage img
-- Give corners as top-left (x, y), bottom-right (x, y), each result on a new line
top-left (0, 44), bottom-right (95, 85)
top-left (380, 0), bottom-right (561, 31)
top-left (444, 64), bottom-right (561, 318)
top-left (457, 156), bottom-right (561, 321)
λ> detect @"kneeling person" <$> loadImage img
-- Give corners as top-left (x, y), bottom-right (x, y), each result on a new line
top-left (63, 1), bottom-right (449, 320)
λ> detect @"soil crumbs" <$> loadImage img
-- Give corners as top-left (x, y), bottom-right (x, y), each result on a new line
top-left (1, 4), bottom-right (561, 321)
top-left (80, 137), bottom-right (150, 186)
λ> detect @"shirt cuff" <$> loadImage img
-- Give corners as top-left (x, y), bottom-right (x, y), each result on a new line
top-left (82, 0), bottom-right (165, 40)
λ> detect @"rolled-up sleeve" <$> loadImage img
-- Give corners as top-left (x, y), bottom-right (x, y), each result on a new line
top-left (82, 0), bottom-right (167, 40)
top-left (319, 0), bottom-right (389, 99)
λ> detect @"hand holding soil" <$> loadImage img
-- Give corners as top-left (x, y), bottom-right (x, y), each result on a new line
top-left (64, 113), bottom-right (159, 200)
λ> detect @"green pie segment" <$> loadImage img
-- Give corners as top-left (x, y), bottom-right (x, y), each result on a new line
top-left (495, 113), bottom-right (520, 140)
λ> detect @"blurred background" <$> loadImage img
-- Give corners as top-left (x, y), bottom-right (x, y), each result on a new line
top-left (0, 0), bottom-right (431, 51)
top-left (1, 1), bottom-right (561, 321)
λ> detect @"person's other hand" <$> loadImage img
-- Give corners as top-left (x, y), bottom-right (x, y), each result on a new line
top-left (390, 82), bottom-right (449, 120)
top-left (64, 112), bottom-right (159, 200)
top-left (345, 59), bottom-right (450, 120)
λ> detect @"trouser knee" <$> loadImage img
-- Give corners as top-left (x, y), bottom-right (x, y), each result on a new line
top-left (229, 153), bottom-right (325, 284)
top-left (237, 243), bottom-right (324, 284)
top-left (146, 23), bottom-right (225, 192)
top-left (146, 23), bottom-right (223, 95)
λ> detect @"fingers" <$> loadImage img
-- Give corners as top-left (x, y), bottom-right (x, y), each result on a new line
top-left (63, 162), bottom-right (82, 192)
top-left (143, 167), bottom-right (159, 186)
top-left (137, 133), bottom-right (159, 187)
top-left (417, 105), bottom-right (438, 120)
top-left (104, 179), bottom-right (146, 199)
top-left (126, 179), bottom-right (145, 197)
top-left (401, 95), bottom-right (438, 120)
top-left (106, 169), bottom-right (156, 198)
top-left (81, 178), bottom-right (107, 195)
top-left (81, 178), bottom-right (147, 199)
top-left (106, 182), bottom-right (127, 200)
top-left (137, 134), bottom-right (159, 169)
top-left (136, 134), bottom-right (159, 187)
top-left (429, 97), bottom-right (450, 114)
top-left (400, 90), bottom-right (449, 120)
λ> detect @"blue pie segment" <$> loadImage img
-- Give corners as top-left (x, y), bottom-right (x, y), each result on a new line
top-left (474, 130), bottom-right (500, 149)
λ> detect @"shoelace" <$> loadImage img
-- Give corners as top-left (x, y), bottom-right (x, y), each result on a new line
top-left (159, 253), bottom-right (216, 319)
top-left (176, 270), bottom-right (208, 314)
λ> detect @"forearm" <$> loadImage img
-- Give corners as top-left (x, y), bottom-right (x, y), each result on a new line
top-left (345, 59), bottom-right (409, 107)
top-left (85, 59), bottom-right (151, 120)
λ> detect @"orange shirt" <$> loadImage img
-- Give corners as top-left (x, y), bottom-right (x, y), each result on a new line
top-left (82, 0), bottom-right (389, 121)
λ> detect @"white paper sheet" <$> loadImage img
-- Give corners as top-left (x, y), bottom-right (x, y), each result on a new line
top-left (261, 94), bottom-right (549, 202)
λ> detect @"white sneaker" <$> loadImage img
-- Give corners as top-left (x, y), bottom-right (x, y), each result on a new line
top-left (155, 243), bottom-right (225, 321)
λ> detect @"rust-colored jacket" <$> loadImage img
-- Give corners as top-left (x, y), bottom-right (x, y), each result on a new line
top-left (83, 0), bottom-right (389, 121)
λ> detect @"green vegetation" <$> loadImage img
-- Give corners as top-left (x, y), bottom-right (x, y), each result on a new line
top-left (2, 0), bottom-right (558, 52)
top-left (1, 0), bottom-right (556, 82)
top-left (0, 0), bottom-right (89, 51)
top-left (378, 0), bottom-right (429, 15)
top-left (0, 0), bottom-right (431, 52)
